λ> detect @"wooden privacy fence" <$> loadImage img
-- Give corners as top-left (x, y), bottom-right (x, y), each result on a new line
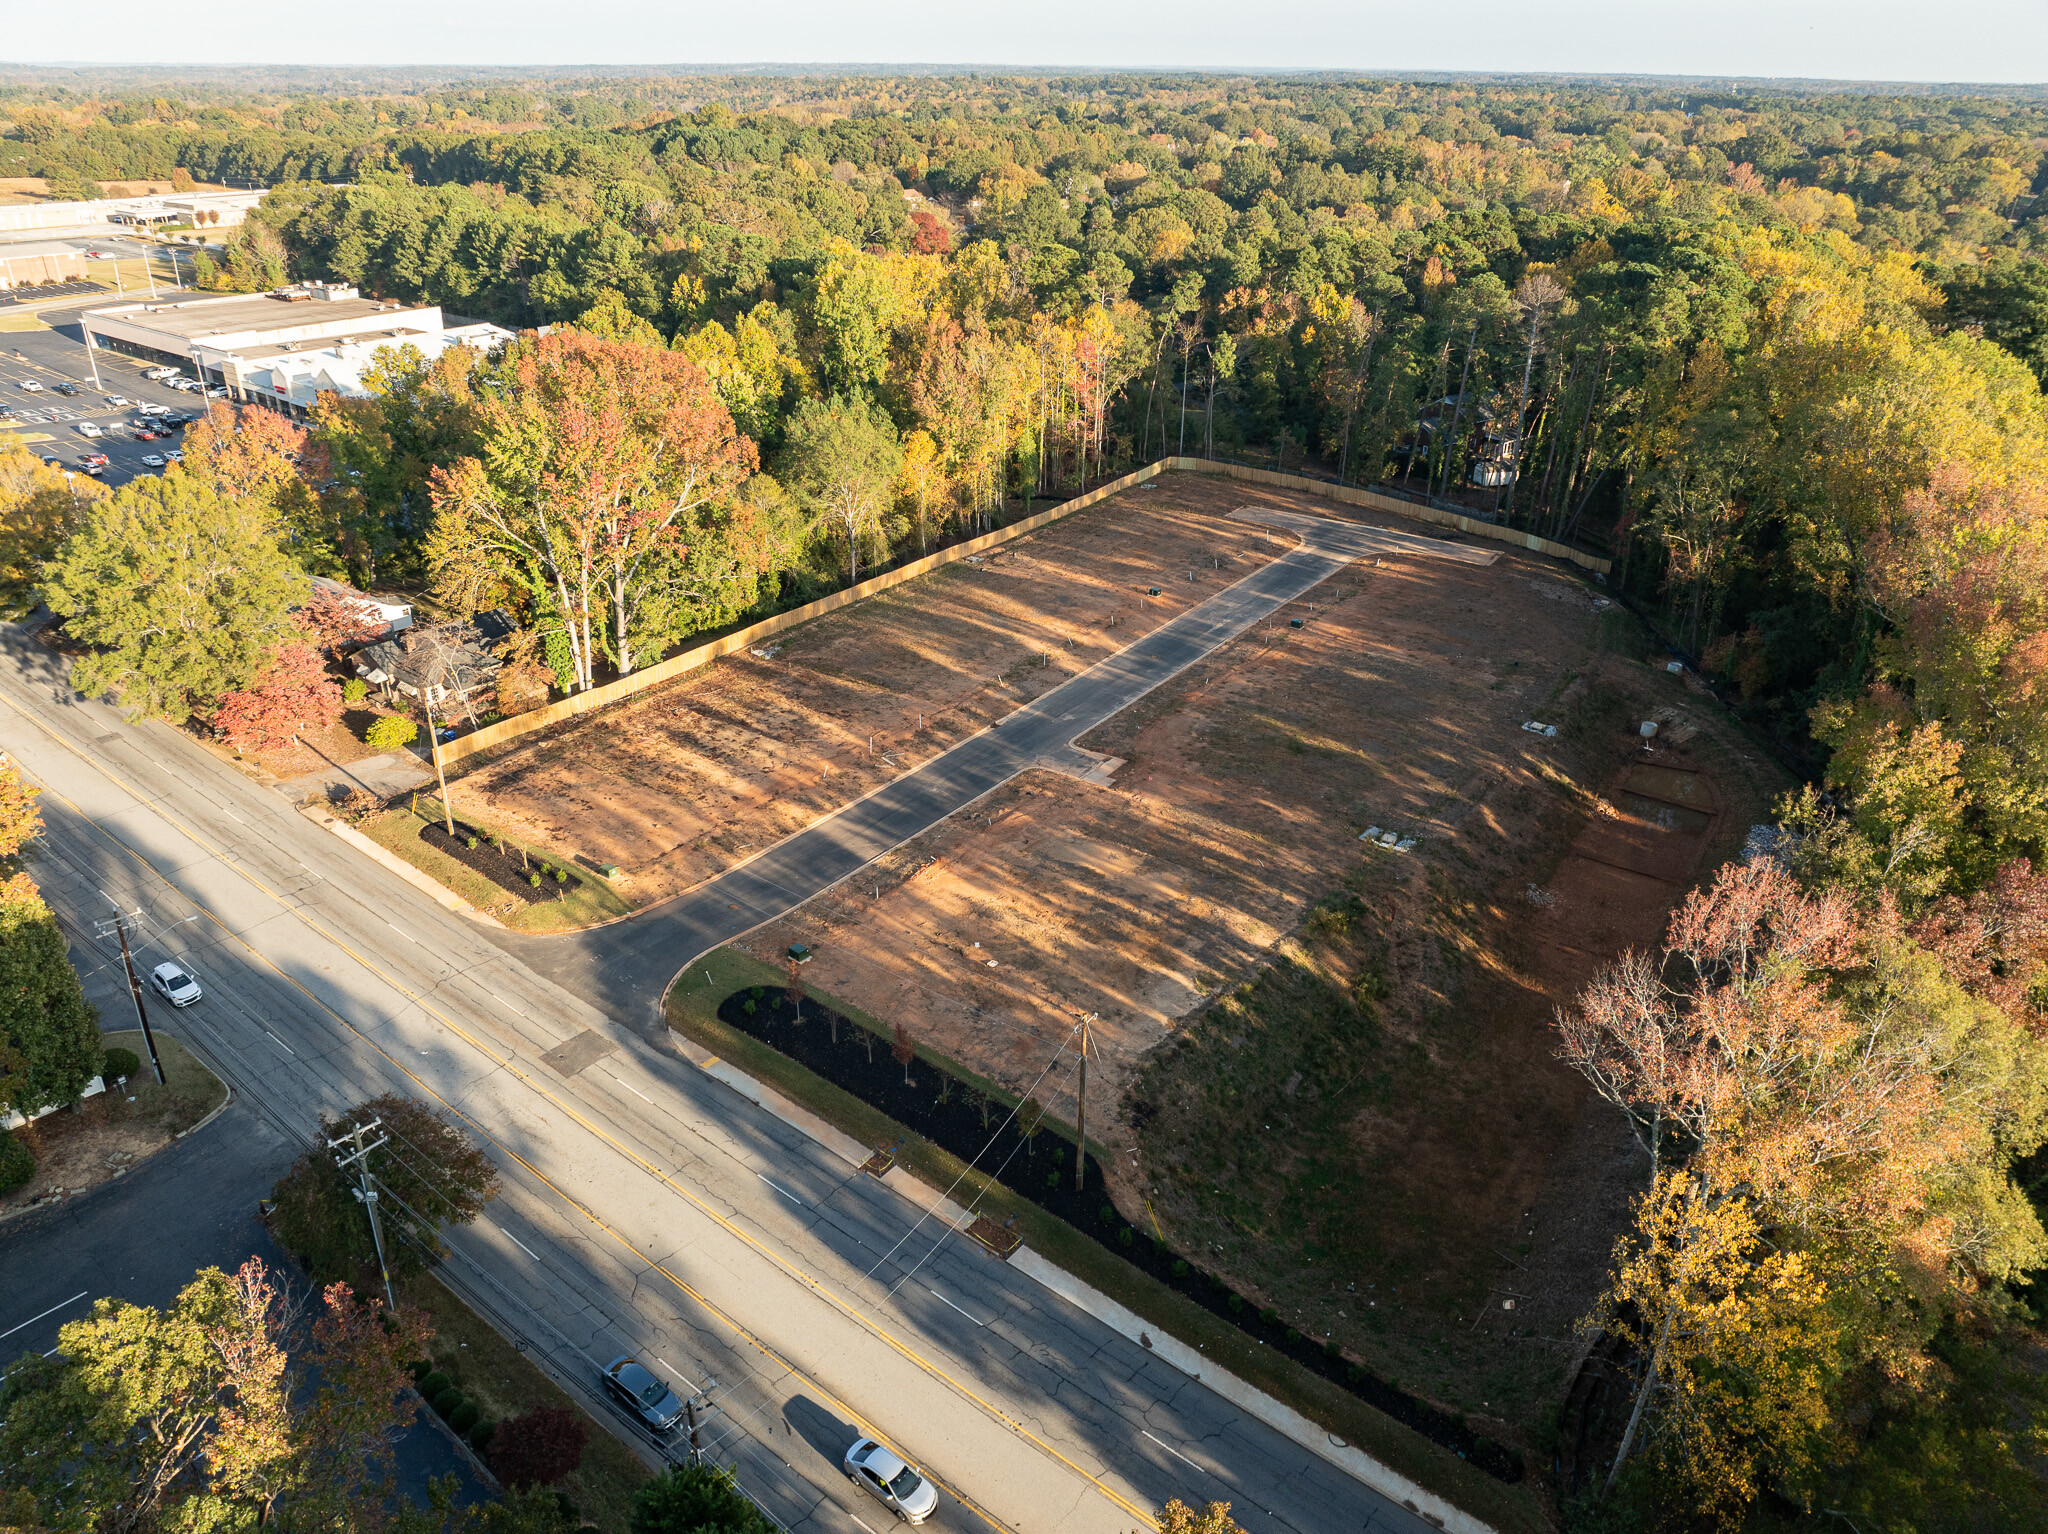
top-left (434, 455), bottom-right (1608, 770)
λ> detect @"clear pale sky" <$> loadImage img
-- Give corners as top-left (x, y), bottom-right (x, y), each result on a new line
top-left (7, 0), bottom-right (2045, 85)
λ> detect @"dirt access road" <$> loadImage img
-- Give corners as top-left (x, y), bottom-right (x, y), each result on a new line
top-left (496, 496), bottom-right (1495, 1022)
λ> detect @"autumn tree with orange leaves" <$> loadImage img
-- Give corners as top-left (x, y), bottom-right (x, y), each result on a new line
top-left (1556, 858), bottom-right (2048, 1524)
top-left (425, 331), bottom-right (764, 690)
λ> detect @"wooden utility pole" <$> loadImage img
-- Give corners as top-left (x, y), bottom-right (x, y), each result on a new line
top-left (330, 1118), bottom-right (396, 1310)
top-left (1073, 1014), bottom-right (1093, 1193)
top-left (422, 689), bottom-right (454, 835)
top-left (115, 921), bottom-right (166, 1085)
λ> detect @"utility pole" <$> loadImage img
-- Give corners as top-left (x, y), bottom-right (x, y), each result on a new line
top-left (1073, 1014), bottom-right (1093, 1193)
top-left (113, 920), bottom-right (166, 1085)
top-left (331, 1119), bottom-right (396, 1310)
top-left (421, 688), bottom-right (454, 835)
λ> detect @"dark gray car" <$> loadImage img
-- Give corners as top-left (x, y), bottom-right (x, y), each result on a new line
top-left (601, 1355), bottom-right (684, 1432)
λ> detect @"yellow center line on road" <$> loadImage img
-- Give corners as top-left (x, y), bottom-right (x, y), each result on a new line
top-left (3, 693), bottom-right (1161, 1534)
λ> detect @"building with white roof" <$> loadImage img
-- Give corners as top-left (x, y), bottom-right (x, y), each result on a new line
top-left (0, 189), bottom-right (267, 236)
top-left (81, 282), bottom-right (516, 420)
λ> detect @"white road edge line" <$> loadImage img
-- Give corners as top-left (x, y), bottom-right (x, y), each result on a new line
top-left (927, 1288), bottom-right (987, 1327)
top-left (1142, 1429), bottom-right (1206, 1474)
top-left (496, 1224), bottom-right (540, 1262)
top-left (849, 1518), bottom-right (879, 1534)
top-left (608, 1072), bottom-right (653, 1104)
top-left (757, 1174), bottom-right (803, 1206)
top-left (0, 1289), bottom-right (90, 1342)
top-left (264, 1029), bottom-right (295, 1056)
top-left (654, 1357), bottom-right (699, 1391)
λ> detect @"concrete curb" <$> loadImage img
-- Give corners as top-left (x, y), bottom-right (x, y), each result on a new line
top-left (666, 1031), bottom-right (1494, 1534)
top-left (299, 806), bottom-right (504, 927)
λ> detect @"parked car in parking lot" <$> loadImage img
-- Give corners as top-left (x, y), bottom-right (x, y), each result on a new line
top-left (844, 1440), bottom-right (938, 1525)
top-left (165, 449), bottom-right (184, 463)
top-left (103, 395), bottom-right (130, 407)
top-left (203, 385), bottom-right (228, 398)
top-left (139, 402), bottom-right (170, 416)
top-left (148, 961), bottom-right (202, 1007)
top-left (53, 383), bottom-right (79, 396)
top-left (600, 1356), bottom-right (685, 1432)
top-left (75, 422), bottom-right (103, 438)
top-left (144, 367), bottom-right (180, 381)
top-left (82, 452), bottom-right (109, 467)
top-left (17, 379), bottom-right (43, 392)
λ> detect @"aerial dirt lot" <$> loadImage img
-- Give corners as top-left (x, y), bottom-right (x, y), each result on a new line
top-left (448, 477), bottom-right (1295, 892)
top-left (451, 470), bottom-right (1789, 1452)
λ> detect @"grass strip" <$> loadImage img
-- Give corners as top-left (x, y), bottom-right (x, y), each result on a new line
top-left (356, 797), bottom-right (635, 933)
top-left (668, 948), bottom-right (1550, 1534)
top-left (402, 1272), bottom-right (651, 1534)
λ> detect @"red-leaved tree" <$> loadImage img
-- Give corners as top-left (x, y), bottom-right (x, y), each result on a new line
top-left (297, 586), bottom-right (385, 661)
top-left (212, 643), bottom-right (342, 751)
top-left (490, 1405), bottom-right (588, 1489)
top-left (908, 208), bottom-right (952, 254)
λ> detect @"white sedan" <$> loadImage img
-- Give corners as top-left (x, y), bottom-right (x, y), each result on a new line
top-left (149, 961), bottom-right (202, 1008)
top-left (103, 395), bottom-right (131, 407)
top-left (17, 379), bottom-right (43, 392)
top-left (843, 1439), bottom-right (938, 1525)
top-left (141, 454), bottom-right (166, 468)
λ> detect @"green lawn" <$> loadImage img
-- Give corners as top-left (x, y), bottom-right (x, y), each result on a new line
top-left (666, 948), bottom-right (1550, 1534)
top-left (357, 797), bottom-right (636, 933)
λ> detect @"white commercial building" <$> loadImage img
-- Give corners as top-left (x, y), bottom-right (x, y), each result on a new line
top-left (0, 189), bottom-right (267, 236)
top-left (81, 282), bottom-right (515, 420)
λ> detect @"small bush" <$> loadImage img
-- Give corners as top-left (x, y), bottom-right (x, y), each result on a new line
top-left (528, 872), bottom-right (541, 888)
top-left (465, 835), bottom-right (478, 850)
top-left (1324, 1339), bottom-right (1342, 1360)
top-left (1346, 1364), bottom-right (1366, 1384)
top-left (1045, 1170), bottom-right (1059, 1189)
top-left (342, 678), bottom-right (368, 703)
top-left (491, 1405), bottom-right (589, 1490)
top-left (743, 999), bottom-right (757, 1016)
top-left (1260, 1307), bottom-right (1279, 1326)
top-left (750, 986), bottom-right (764, 1000)
top-left (1172, 1259), bottom-right (1189, 1278)
top-left (470, 1419), bottom-right (496, 1453)
top-left (1153, 1236), bottom-right (1168, 1256)
top-left (0, 1129), bottom-right (33, 1196)
top-left (1118, 1226), bottom-right (1134, 1247)
top-left (432, 1388), bottom-right (463, 1418)
top-left (449, 1401), bottom-right (480, 1434)
top-left (1228, 1293), bottom-right (1245, 1313)
top-left (364, 715), bottom-right (418, 751)
top-left (1286, 1328), bottom-right (1302, 1346)
top-left (1098, 1205), bottom-right (1115, 1226)
top-left (103, 1046), bottom-right (141, 1082)
top-left (419, 1370), bottom-right (451, 1398)
top-left (554, 869), bottom-right (567, 884)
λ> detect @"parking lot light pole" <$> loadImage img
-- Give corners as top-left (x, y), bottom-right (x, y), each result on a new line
top-left (115, 920), bottom-right (167, 1085)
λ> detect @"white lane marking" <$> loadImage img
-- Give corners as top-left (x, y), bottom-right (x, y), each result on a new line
top-left (757, 1174), bottom-right (802, 1206)
top-left (221, 809), bottom-right (244, 823)
top-left (1142, 1429), bottom-right (1206, 1473)
top-left (385, 920), bottom-right (415, 943)
top-left (655, 1356), bottom-right (699, 1390)
top-left (496, 1224), bottom-right (540, 1262)
top-left (928, 1288), bottom-right (988, 1327)
top-left (607, 1072), bottom-right (652, 1104)
top-left (264, 1030), bottom-right (295, 1056)
top-left (849, 1518), bottom-right (880, 1534)
top-left (0, 1290), bottom-right (89, 1342)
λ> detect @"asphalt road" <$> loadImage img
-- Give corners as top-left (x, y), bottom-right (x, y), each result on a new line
top-left (507, 507), bottom-right (1498, 1024)
top-left (0, 621), bottom-right (1444, 1534)
top-left (0, 1093), bottom-right (487, 1508)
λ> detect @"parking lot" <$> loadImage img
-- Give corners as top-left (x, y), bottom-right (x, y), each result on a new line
top-left (1, 309), bottom-right (219, 489)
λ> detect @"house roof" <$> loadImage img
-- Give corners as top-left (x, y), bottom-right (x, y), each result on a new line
top-left (357, 616), bottom-right (509, 693)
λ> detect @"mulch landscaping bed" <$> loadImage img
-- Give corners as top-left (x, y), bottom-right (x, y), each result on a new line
top-left (419, 818), bottom-right (583, 905)
top-left (716, 985), bottom-right (1524, 1484)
